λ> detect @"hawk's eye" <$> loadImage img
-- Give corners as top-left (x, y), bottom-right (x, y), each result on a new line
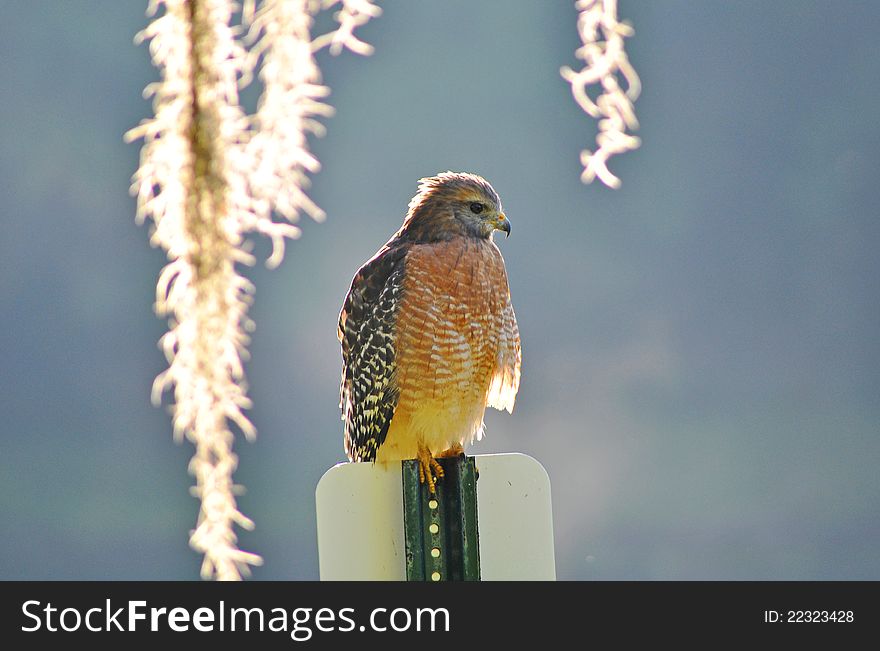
top-left (469, 202), bottom-right (484, 214)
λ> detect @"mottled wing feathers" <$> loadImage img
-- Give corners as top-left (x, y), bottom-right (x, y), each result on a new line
top-left (486, 295), bottom-right (521, 414)
top-left (338, 244), bottom-right (407, 461)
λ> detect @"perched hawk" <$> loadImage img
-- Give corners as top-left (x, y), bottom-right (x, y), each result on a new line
top-left (338, 172), bottom-right (521, 492)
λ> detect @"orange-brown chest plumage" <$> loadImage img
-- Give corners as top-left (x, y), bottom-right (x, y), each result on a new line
top-left (375, 237), bottom-right (519, 462)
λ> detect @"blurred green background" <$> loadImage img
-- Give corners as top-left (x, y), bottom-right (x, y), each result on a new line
top-left (1, 1), bottom-right (878, 580)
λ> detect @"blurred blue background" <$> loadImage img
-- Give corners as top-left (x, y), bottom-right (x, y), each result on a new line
top-left (1, 1), bottom-right (878, 580)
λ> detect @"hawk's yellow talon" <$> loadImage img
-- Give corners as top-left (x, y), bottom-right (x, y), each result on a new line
top-left (417, 444), bottom-right (444, 494)
top-left (437, 443), bottom-right (464, 458)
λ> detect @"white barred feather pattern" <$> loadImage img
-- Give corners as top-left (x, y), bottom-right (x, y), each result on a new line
top-left (486, 297), bottom-right (521, 416)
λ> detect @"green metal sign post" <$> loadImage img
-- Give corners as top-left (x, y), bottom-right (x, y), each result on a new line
top-left (402, 455), bottom-right (480, 581)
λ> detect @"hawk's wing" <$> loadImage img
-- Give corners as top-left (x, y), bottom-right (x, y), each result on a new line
top-left (486, 287), bottom-right (521, 414)
top-left (338, 243), bottom-right (408, 461)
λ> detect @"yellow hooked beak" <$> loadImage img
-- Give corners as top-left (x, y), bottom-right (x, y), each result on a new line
top-left (495, 212), bottom-right (511, 237)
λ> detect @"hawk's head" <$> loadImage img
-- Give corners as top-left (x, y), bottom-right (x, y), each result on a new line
top-left (402, 171), bottom-right (510, 242)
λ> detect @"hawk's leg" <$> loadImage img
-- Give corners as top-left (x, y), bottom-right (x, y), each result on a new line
top-left (437, 442), bottom-right (464, 458)
top-left (417, 442), bottom-right (445, 494)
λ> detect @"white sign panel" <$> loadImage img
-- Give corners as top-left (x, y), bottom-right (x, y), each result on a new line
top-left (315, 453), bottom-right (555, 580)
